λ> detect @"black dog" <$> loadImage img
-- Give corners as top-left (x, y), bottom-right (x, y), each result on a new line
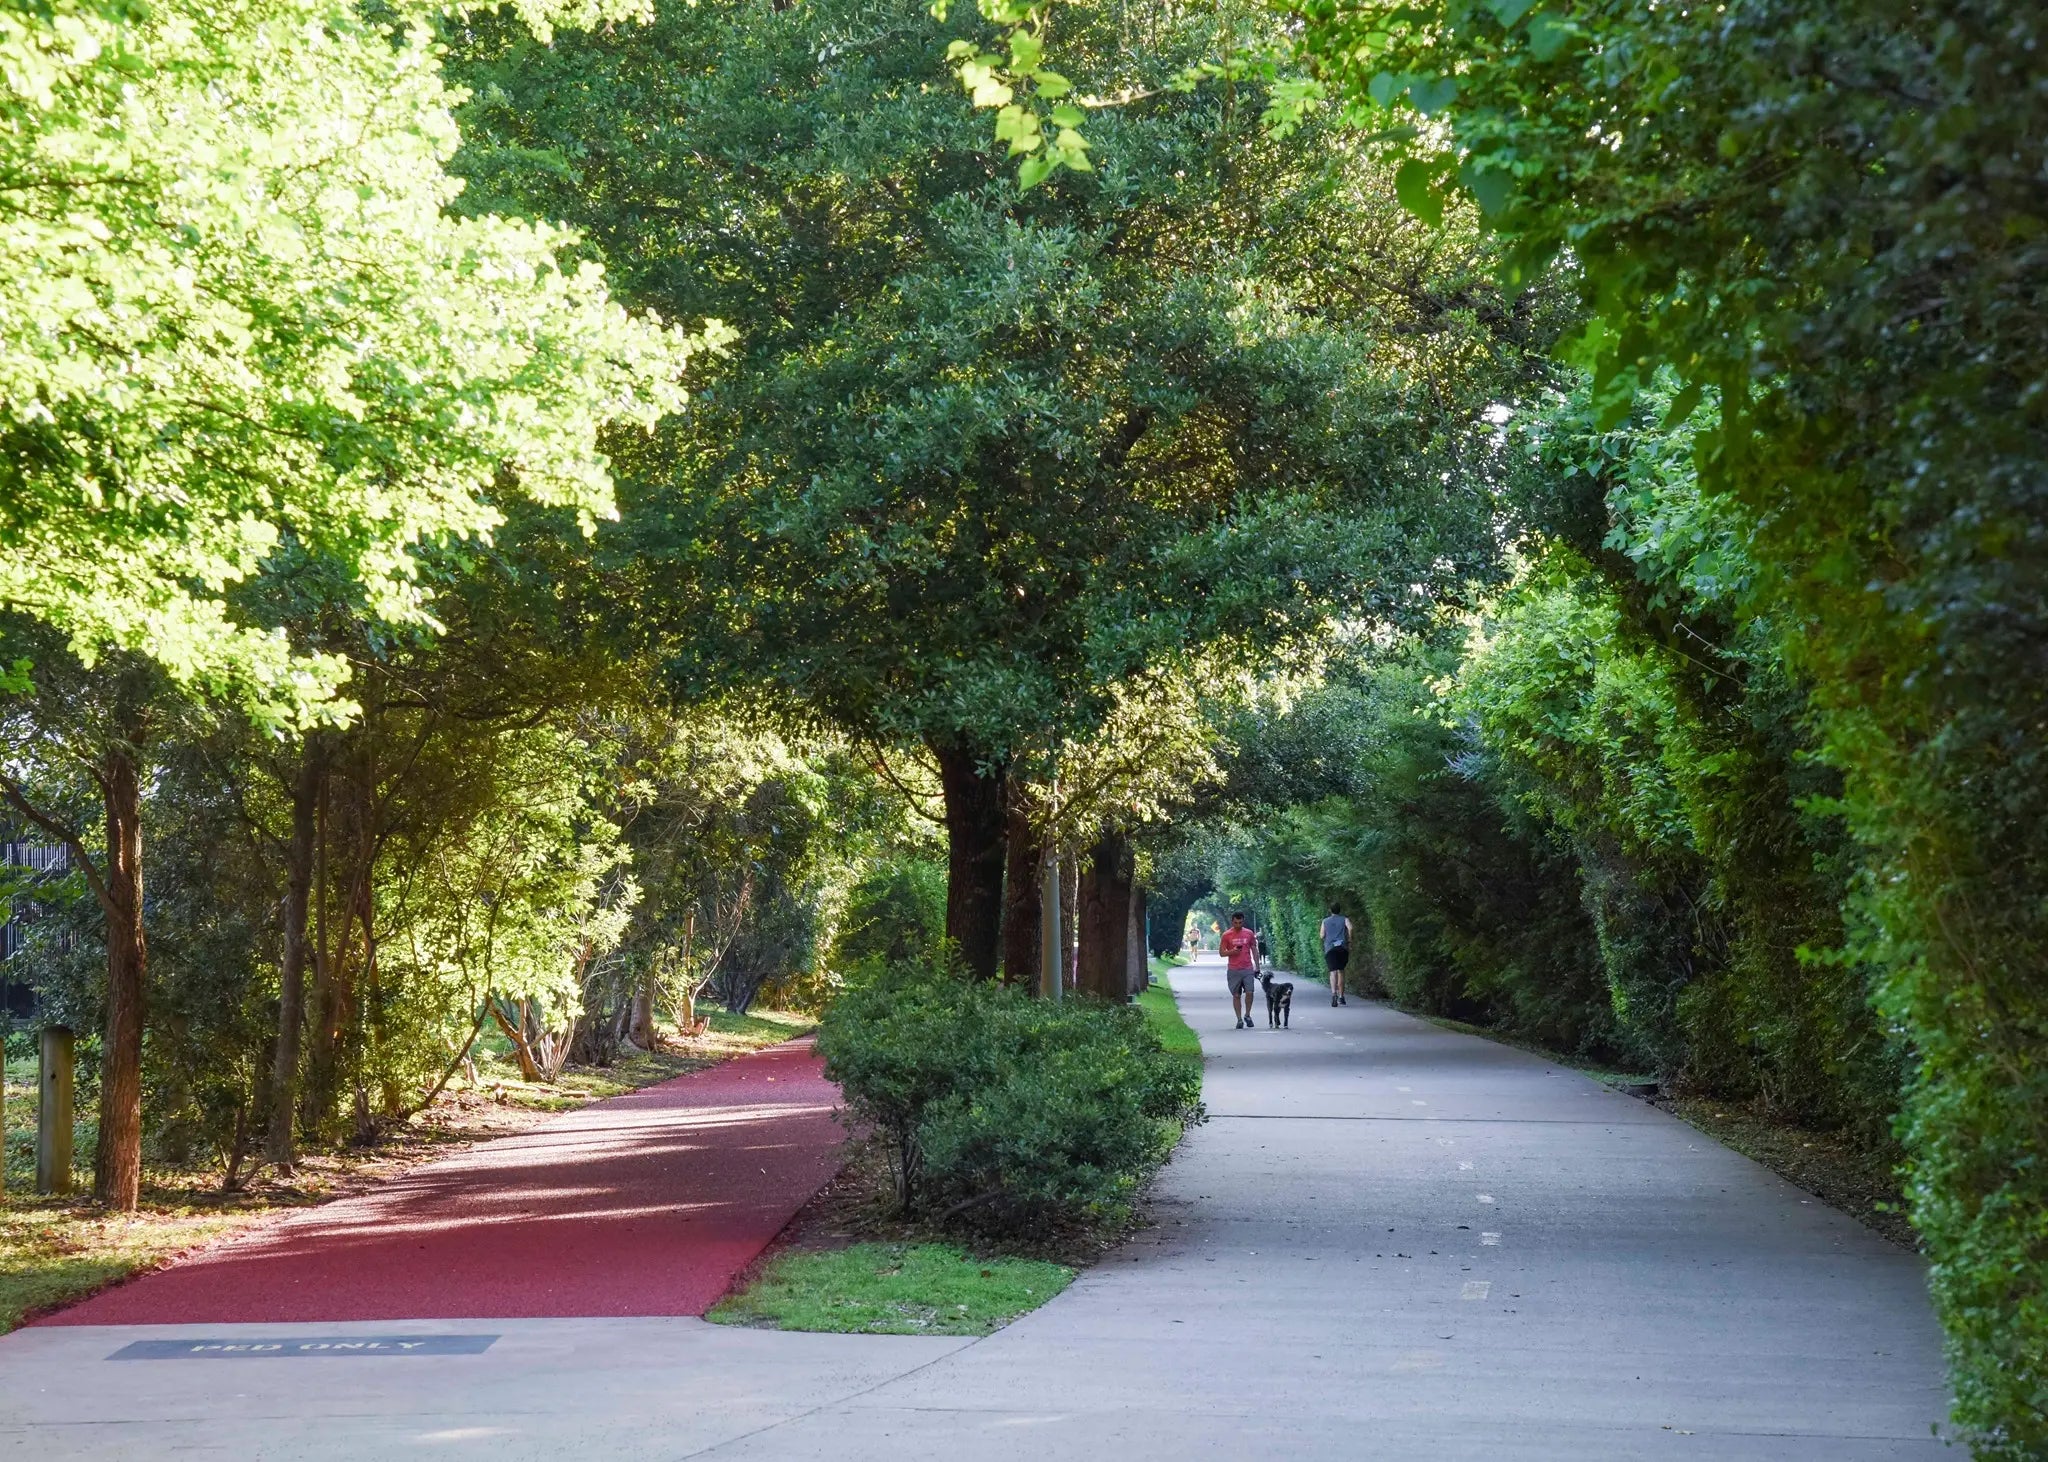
top-left (1260, 971), bottom-right (1293, 1029)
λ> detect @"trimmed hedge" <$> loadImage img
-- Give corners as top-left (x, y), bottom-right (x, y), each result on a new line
top-left (817, 963), bottom-right (1202, 1233)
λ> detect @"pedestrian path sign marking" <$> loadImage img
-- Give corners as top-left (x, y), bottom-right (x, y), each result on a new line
top-left (109, 1336), bottom-right (498, 1359)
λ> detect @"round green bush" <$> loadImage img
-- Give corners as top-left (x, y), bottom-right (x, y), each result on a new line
top-left (818, 960), bottom-right (1201, 1232)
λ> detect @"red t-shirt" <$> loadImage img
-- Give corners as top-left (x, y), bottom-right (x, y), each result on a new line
top-left (1220, 927), bottom-right (1257, 971)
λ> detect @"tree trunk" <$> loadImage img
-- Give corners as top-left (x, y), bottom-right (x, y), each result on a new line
top-left (354, 775), bottom-right (397, 1124)
top-left (491, 998), bottom-right (545, 1083)
top-left (304, 760), bottom-right (342, 1132)
top-left (629, 967), bottom-right (658, 1050)
top-left (1077, 831), bottom-right (1133, 1001)
top-left (1000, 790), bottom-right (1043, 987)
top-left (95, 739), bottom-right (147, 1210)
top-left (930, 736), bottom-right (1008, 980)
top-left (266, 737), bottom-right (325, 1169)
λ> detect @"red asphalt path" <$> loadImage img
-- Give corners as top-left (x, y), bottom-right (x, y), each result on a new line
top-left (40, 1039), bottom-right (846, 1325)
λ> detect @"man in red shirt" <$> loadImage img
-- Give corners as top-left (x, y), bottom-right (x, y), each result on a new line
top-left (1219, 912), bottom-right (1259, 1029)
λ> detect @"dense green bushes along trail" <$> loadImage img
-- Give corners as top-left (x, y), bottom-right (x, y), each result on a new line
top-left (819, 963), bottom-right (1202, 1233)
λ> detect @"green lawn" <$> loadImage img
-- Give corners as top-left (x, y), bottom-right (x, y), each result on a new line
top-left (709, 1242), bottom-right (1073, 1336)
top-left (1139, 960), bottom-right (1201, 1065)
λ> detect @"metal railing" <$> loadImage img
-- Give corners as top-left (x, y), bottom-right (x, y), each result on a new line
top-left (1, 841), bottom-right (70, 872)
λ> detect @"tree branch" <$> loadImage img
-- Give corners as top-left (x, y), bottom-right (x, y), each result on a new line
top-left (862, 741), bottom-right (946, 823)
top-left (0, 771), bottom-right (112, 910)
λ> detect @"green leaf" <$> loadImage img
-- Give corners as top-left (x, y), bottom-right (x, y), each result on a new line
top-left (1527, 13), bottom-right (1574, 60)
top-left (1408, 75), bottom-right (1459, 115)
top-left (994, 103), bottom-right (1043, 154)
top-left (1049, 102), bottom-right (1086, 128)
top-left (1017, 152), bottom-right (1054, 189)
top-left (1460, 159), bottom-right (1514, 216)
top-left (1395, 157), bottom-right (1445, 225)
top-left (1487, 0), bottom-right (1536, 24)
top-left (962, 60), bottom-right (1014, 109)
top-left (1033, 69), bottom-right (1072, 99)
top-left (1660, 380), bottom-right (1705, 429)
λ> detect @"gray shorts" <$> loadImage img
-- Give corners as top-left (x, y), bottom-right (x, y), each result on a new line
top-left (1227, 967), bottom-right (1256, 996)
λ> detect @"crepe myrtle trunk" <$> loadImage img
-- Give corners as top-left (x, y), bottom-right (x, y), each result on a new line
top-left (930, 736), bottom-right (1008, 981)
top-left (95, 739), bottom-right (148, 1210)
top-left (1077, 831), bottom-right (1134, 1001)
top-left (1000, 789), bottom-right (1043, 988)
top-left (629, 967), bottom-right (659, 1050)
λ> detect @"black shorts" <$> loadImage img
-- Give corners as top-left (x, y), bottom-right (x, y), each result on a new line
top-left (1324, 945), bottom-right (1350, 972)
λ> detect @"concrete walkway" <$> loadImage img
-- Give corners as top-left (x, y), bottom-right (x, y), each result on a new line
top-left (0, 958), bottom-right (1951, 1459)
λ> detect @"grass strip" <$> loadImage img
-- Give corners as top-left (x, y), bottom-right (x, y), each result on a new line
top-left (1138, 961), bottom-right (1200, 1065)
top-left (708, 1241), bottom-right (1073, 1336)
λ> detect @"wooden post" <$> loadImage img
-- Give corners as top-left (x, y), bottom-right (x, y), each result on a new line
top-left (37, 1025), bottom-right (74, 1195)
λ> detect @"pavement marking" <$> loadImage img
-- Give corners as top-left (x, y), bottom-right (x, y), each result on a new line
top-left (1476, 1194), bottom-right (1496, 1204)
top-left (109, 1336), bottom-right (499, 1360)
top-left (1459, 1161), bottom-right (1475, 1170)
top-left (1461, 1281), bottom-right (1492, 1300)
top-left (1481, 1232), bottom-right (1501, 1245)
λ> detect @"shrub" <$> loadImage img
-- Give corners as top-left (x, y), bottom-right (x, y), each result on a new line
top-left (817, 961), bottom-right (1202, 1232)
top-left (826, 857), bottom-right (947, 988)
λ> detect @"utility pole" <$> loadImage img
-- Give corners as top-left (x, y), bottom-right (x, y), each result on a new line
top-left (1039, 849), bottom-right (1062, 1001)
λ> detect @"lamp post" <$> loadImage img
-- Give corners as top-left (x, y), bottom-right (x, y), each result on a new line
top-left (1039, 849), bottom-right (1062, 1001)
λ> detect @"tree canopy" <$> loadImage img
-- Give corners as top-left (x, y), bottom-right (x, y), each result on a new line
top-left (0, 0), bottom-right (718, 720)
top-left (446, 0), bottom-right (1563, 970)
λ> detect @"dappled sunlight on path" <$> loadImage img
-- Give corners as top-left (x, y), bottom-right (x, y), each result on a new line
top-left (38, 1041), bottom-right (845, 1324)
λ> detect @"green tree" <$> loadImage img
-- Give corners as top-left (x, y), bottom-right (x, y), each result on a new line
top-left (449, 0), bottom-right (1556, 975)
top-left (1, 0), bottom-right (717, 1203)
top-left (0, 634), bottom-right (173, 1206)
top-left (0, 0), bottom-right (714, 721)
